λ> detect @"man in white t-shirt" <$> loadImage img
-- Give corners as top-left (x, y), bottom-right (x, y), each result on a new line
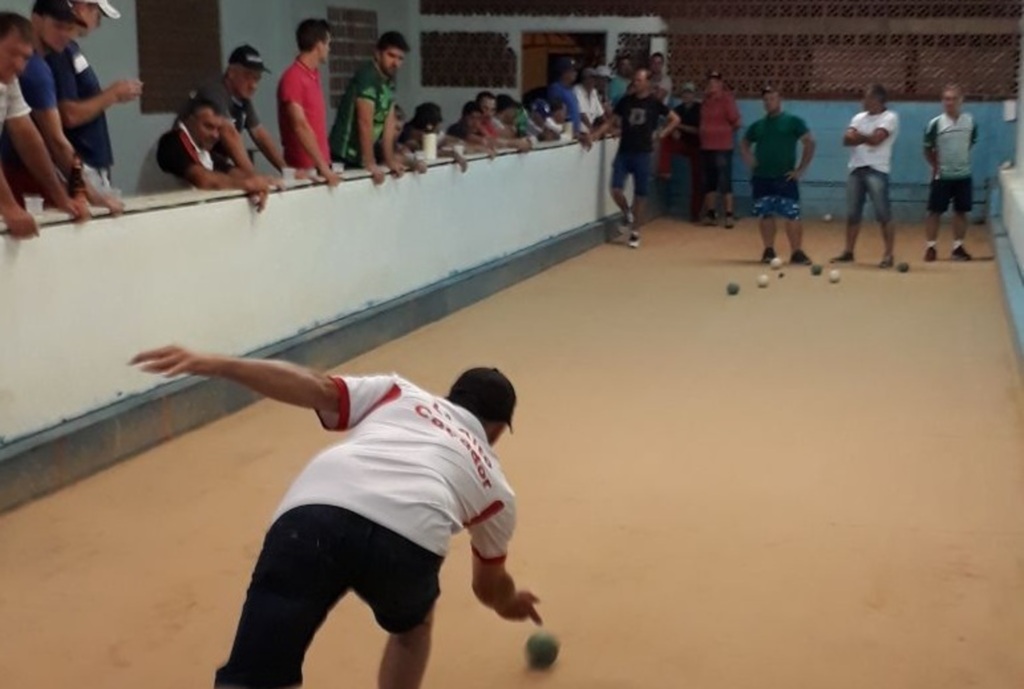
top-left (574, 67), bottom-right (607, 136)
top-left (833, 84), bottom-right (900, 268)
top-left (131, 344), bottom-right (541, 689)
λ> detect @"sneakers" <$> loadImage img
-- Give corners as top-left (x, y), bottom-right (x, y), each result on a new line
top-left (628, 232), bottom-right (641, 249)
top-left (724, 214), bottom-right (735, 229)
top-left (879, 255), bottom-right (895, 269)
top-left (924, 246), bottom-right (937, 262)
top-left (761, 247), bottom-right (777, 264)
top-left (619, 210), bottom-right (634, 231)
top-left (952, 245), bottom-right (973, 261)
top-left (702, 211), bottom-right (718, 226)
top-left (790, 249), bottom-right (812, 266)
top-left (831, 251), bottom-right (855, 264)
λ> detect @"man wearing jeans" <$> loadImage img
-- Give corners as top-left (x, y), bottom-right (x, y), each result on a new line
top-left (610, 68), bottom-right (680, 249)
top-left (923, 84), bottom-right (976, 262)
top-left (833, 84), bottom-right (900, 268)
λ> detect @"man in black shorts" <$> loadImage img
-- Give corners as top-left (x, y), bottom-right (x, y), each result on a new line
top-left (131, 345), bottom-right (541, 689)
top-left (923, 83), bottom-right (977, 262)
top-left (610, 68), bottom-right (681, 249)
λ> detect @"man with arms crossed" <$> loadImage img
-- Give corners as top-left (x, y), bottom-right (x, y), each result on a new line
top-left (833, 84), bottom-right (900, 268)
top-left (923, 83), bottom-right (976, 262)
top-left (740, 86), bottom-right (816, 265)
top-left (130, 345), bottom-right (541, 689)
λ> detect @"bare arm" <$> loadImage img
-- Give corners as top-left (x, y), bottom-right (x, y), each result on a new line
top-left (740, 136), bottom-right (755, 169)
top-left (355, 98), bottom-right (379, 171)
top-left (380, 105), bottom-right (400, 170)
top-left (843, 127), bottom-right (865, 147)
top-left (6, 115), bottom-right (83, 218)
top-left (471, 557), bottom-right (542, 624)
top-left (924, 146), bottom-right (939, 175)
top-left (0, 167), bottom-right (38, 238)
top-left (130, 345), bottom-right (339, 413)
top-left (250, 125), bottom-right (288, 173)
top-left (217, 122), bottom-right (257, 175)
top-left (863, 127), bottom-right (890, 146)
top-left (58, 90), bottom-right (117, 129)
top-left (30, 107), bottom-right (120, 212)
top-left (658, 110), bottom-right (682, 139)
top-left (791, 132), bottom-right (816, 179)
top-left (285, 102), bottom-right (332, 177)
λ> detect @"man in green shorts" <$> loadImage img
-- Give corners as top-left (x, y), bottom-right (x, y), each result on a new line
top-left (329, 31), bottom-right (409, 186)
top-left (923, 83), bottom-right (977, 262)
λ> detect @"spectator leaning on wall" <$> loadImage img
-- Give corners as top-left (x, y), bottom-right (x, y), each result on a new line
top-left (278, 18), bottom-right (340, 187)
top-left (329, 31), bottom-right (410, 186)
top-left (157, 96), bottom-right (280, 212)
top-left (0, 0), bottom-right (120, 216)
top-left (399, 102), bottom-right (469, 172)
top-left (0, 10), bottom-right (89, 237)
top-left (547, 57), bottom-right (590, 148)
top-left (189, 45), bottom-right (288, 177)
top-left (47, 0), bottom-right (140, 192)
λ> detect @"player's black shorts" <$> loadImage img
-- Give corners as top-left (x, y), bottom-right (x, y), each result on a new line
top-left (928, 177), bottom-right (972, 214)
top-left (214, 505), bottom-right (443, 689)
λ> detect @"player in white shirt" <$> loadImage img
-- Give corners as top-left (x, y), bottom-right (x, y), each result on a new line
top-left (131, 345), bottom-right (541, 689)
top-left (833, 84), bottom-right (900, 268)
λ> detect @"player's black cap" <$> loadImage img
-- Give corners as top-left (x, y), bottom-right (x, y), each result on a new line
top-left (448, 368), bottom-right (517, 430)
top-left (228, 45), bottom-right (271, 73)
top-left (33, 0), bottom-right (82, 25)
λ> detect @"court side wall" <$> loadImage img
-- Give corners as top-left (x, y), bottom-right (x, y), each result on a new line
top-left (0, 140), bottom-right (620, 510)
top-left (664, 100), bottom-right (1017, 223)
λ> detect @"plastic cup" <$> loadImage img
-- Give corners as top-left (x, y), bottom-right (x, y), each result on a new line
top-left (24, 195), bottom-right (44, 215)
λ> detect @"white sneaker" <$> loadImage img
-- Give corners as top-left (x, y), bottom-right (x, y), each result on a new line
top-left (628, 232), bottom-right (640, 249)
top-left (620, 211), bottom-right (634, 230)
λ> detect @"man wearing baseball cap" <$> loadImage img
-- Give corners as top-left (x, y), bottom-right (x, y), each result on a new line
top-left (0, 0), bottom-right (118, 216)
top-left (187, 45), bottom-right (288, 176)
top-left (130, 344), bottom-right (539, 689)
top-left (46, 0), bottom-right (141, 192)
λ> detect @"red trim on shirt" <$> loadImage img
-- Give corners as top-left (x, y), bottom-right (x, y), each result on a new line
top-left (321, 376), bottom-right (350, 431)
top-left (472, 546), bottom-right (507, 565)
top-left (177, 128), bottom-right (202, 164)
top-left (364, 384), bottom-right (401, 418)
top-left (464, 500), bottom-right (505, 528)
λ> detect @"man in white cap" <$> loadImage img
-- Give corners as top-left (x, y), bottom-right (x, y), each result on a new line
top-left (46, 0), bottom-right (141, 191)
top-left (574, 66), bottom-right (609, 137)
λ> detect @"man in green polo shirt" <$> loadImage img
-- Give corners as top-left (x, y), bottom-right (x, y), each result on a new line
top-left (923, 83), bottom-right (977, 262)
top-left (329, 31), bottom-right (409, 186)
top-left (740, 86), bottom-right (817, 265)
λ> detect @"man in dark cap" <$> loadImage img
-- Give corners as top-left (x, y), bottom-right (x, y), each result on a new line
top-left (187, 45), bottom-right (288, 175)
top-left (130, 344), bottom-right (540, 689)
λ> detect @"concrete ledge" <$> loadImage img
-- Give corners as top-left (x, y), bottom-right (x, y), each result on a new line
top-left (990, 216), bottom-right (1024, 386)
top-left (0, 217), bottom-right (615, 514)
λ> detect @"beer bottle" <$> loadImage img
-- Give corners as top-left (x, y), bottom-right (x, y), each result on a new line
top-left (68, 155), bottom-right (86, 201)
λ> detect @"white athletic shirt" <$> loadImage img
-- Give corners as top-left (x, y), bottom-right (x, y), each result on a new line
top-left (0, 79), bottom-right (31, 135)
top-left (847, 109), bottom-right (899, 174)
top-left (272, 374), bottom-right (517, 563)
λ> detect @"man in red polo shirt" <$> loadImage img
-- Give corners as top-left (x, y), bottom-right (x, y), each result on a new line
top-left (277, 18), bottom-right (340, 187)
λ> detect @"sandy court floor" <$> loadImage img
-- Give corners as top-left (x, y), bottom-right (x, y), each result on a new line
top-left (1, 219), bottom-right (1023, 689)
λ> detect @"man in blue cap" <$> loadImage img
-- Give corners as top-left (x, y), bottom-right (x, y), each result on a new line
top-left (547, 57), bottom-right (589, 146)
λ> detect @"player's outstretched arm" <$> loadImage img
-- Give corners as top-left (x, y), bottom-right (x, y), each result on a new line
top-left (130, 345), bottom-right (338, 413)
top-left (472, 556), bottom-right (542, 625)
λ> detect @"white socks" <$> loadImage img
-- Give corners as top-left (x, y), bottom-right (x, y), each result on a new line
top-left (952, 239), bottom-right (964, 250)
top-left (926, 241), bottom-right (937, 248)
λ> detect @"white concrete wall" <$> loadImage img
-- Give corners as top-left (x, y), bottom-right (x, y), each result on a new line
top-left (410, 15), bottom-right (667, 126)
top-left (6, 0), bottom-right (415, 194)
top-left (0, 140), bottom-right (619, 444)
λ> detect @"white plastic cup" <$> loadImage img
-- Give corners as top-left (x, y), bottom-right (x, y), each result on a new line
top-left (331, 162), bottom-right (345, 176)
top-left (423, 132), bottom-right (438, 160)
top-left (24, 195), bottom-right (44, 215)
top-left (453, 144), bottom-right (465, 157)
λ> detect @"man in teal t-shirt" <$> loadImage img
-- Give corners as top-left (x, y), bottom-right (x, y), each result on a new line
top-left (923, 84), bottom-right (978, 262)
top-left (740, 86), bottom-right (816, 266)
top-left (329, 31), bottom-right (409, 185)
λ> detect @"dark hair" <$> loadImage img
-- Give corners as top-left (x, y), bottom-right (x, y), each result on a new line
top-left (182, 96), bottom-right (225, 120)
top-left (411, 102), bottom-right (442, 130)
top-left (296, 18), bottom-right (330, 52)
top-left (377, 30), bottom-right (409, 53)
top-left (461, 101), bottom-right (483, 118)
top-left (0, 11), bottom-right (32, 43)
top-left (549, 97), bottom-right (567, 113)
top-left (650, 52), bottom-right (665, 61)
top-left (495, 94), bottom-right (518, 113)
top-left (476, 91), bottom-right (496, 105)
top-left (867, 83), bottom-right (888, 104)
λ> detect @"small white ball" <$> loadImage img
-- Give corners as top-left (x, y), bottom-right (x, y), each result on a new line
top-left (823, 213), bottom-right (833, 222)
top-left (829, 269), bottom-right (841, 283)
top-left (769, 257), bottom-right (783, 270)
top-left (757, 274), bottom-right (770, 288)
